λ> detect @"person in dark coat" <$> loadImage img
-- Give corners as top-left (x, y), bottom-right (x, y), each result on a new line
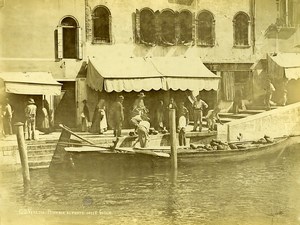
top-left (232, 90), bottom-right (243, 114)
top-left (81, 100), bottom-right (90, 132)
top-left (111, 95), bottom-right (124, 137)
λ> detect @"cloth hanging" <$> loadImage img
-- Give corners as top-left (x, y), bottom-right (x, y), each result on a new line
top-left (221, 72), bottom-right (235, 101)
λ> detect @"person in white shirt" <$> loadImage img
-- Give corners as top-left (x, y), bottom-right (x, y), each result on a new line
top-left (25, 98), bottom-right (37, 140)
top-left (3, 99), bottom-right (13, 135)
top-left (192, 95), bottom-right (208, 132)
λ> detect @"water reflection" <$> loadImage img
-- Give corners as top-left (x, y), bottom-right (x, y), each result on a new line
top-left (1, 139), bottom-right (300, 225)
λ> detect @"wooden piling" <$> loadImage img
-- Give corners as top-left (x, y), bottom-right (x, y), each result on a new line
top-left (15, 122), bottom-right (30, 184)
top-left (169, 109), bottom-right (178, 169)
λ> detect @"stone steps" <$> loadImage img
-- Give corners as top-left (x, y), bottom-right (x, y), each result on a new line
top-left (28, 154), bottom-right (53, 161)
top-left (28, 159), bottom-right (51, 169)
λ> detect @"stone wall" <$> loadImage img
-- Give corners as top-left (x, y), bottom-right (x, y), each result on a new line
top-left (217, 102), bottom-right (300, 142)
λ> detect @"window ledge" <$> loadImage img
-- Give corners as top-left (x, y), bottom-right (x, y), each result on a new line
top-left (197, 44), bottom-right (215, 48)
top-left (92, 40), bottom-right (112, 45)
top-left (233, 45), bottom-right (251, 49)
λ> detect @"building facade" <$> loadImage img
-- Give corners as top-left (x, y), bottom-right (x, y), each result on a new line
top-left (1, 0), bottom-right (299, 128)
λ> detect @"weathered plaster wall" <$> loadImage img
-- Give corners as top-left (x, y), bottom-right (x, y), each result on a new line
top-left (0, 0), bottom-right (86, 79)
top-left (85, 0), bottom-right (253, 63)
top-left (217, 102), bottom-right (300, 142)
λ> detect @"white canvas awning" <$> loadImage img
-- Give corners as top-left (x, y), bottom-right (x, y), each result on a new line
top-left (150, 57), bottom-right (220, 91)
top-left (0, 72), bottom-right (62, 95)
top-left (285, 67), bottom-right (300, 80)
top-left (87, 57), bottom-right (220, 92)
top-left (268, 53), bottom-right (300, 80)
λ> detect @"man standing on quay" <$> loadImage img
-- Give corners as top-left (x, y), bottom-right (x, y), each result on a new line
top-left (25, 98), bottom-right (37, 140)
top-left (111, 95), bottom-right (124, 137)
top-left (192, 94), bottom-right (208, 132)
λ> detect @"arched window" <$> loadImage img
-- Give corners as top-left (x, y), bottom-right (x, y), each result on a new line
top-left (93, 6), bottom-right (111, 43)
top-left (56, 16), bottom-right (82, 59)
top-left (160, 10), bottom-right (176, 44)
top-left (178, 10), bottom-right (193, 44)
top-left (197, 10), bottom-right (215, 46)
top-left (233, 12), bottom-right (250, 47)
top-left (140, 8), bottom-right (156, 43)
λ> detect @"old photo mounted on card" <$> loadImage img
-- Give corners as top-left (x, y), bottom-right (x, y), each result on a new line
top-left (1, 0), bottom-right (300, 225)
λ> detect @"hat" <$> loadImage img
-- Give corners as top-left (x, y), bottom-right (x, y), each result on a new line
top-left (83, 99), bottom-right (87, 103)
top-left (137, 92), bottom-right (145, 98)
top-left (28, 98), bottom-right (35, 104)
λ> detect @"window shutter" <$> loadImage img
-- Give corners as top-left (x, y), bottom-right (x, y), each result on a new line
top-left (132, 12), bottom-right (136, 43)
top-left (233, 19), bottom-right (236, 46)
top-left (212, 19), bottom-right (216, 46)
top-left (175, 12), bottom-right (180, 44)
top-left (57, 26), bottom-right (63, 59)
top-left (77, 27), bottom-right (83, 60)
top-left (247, 20), bottom-right (251, 46)
top-left (154, 10), bottom-right (161, 44)
top-left (192, 12), bottom-right (196, 44)
top-left (109, 15), bottom-right (112, 44)
top-left (135, 9), bottom-right (141, 43)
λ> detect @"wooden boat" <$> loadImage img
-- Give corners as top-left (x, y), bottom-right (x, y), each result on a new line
top-left (49, 125), bottom-right (291, 170)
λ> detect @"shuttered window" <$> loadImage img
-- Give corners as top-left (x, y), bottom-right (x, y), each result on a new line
top-left (140, 8), bottom-right (156, 44)
top-left (160, 10), bottom-right (176, 45)
top-left (92, 6), bottom-right (111, 44)
top-left (233, 12), bottom-right (250, 47)
top-left (197, 11), bottom-right (215, 47)
top-left (178, 10), bottom-right (193, 44)
top-left (56, 16), bottom-right (82, 60)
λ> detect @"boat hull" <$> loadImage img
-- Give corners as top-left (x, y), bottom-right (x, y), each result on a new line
top-left (49, 137), bottom-right (291, 172)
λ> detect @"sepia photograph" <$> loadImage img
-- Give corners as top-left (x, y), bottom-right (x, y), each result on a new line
top-left (1, 0), bottom-right (300, 224)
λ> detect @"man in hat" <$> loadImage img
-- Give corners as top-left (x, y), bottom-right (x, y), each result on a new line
top-left (25, 98), bottom-right (37, 140)
top-left (111, 95), bottom-right (124, 137)
top-left (192, 94), bottom-right (208, 132)
top-left (131, 92), bottom-right (149, 128)
top-left (132, 92), bottom-right (148, 117)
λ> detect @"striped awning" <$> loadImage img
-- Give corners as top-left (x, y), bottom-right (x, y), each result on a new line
top-left (87, 57), bottom-right (220, 92)
top-left (0, 72), bottom-right (62, 95)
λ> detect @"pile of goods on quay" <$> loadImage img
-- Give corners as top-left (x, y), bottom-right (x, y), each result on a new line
top-left (189, 135), bottom-right (274, 151)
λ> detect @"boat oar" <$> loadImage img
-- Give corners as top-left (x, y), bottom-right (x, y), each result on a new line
top-left (59, 124), bottom-right (95, 145)
top-left (115, 147), bottom-right (170, 158)
top-left (58, 124), bottom-right (119, 151)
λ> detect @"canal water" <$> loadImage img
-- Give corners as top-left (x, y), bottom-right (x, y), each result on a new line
top-left (1, 139), bottom-right (300, 225)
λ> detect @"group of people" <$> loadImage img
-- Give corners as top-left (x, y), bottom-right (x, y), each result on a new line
top-left (264, 79), bottom-right (288, 110)
top-left (0, 98), bottom-right (52, 141)
top-left (81, 92), bottom-right (223, 147)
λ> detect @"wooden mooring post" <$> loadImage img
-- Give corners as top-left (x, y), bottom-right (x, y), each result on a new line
top-left (15, 122), bottom-right (30, 184)
top-left (169, 109), bottom-right (178, 169)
